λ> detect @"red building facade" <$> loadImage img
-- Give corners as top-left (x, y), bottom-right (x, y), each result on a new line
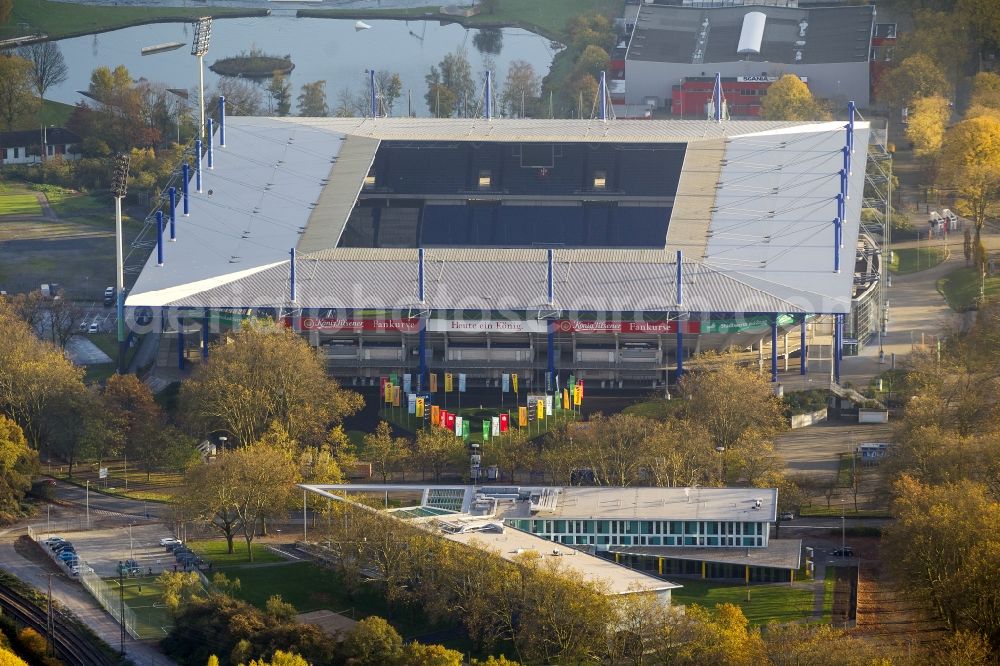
top-left (669, 75), bottom-right (808, 118)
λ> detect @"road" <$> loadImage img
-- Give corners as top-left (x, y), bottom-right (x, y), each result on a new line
top-left (774, 420), bottom-right (893, 479)
top-left (47, 479), bottom-right (166, 520)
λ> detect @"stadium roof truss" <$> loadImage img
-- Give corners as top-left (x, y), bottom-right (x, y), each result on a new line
top-left (125, 117), bottom-right (869, 317)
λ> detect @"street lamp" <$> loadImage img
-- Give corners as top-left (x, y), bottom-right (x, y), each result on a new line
top-left (715, 446), bottom-right (725, 484)
top-left (191, 17), bottom-right (213, 139)
top-left (111, 153), bottom-right (130, 374)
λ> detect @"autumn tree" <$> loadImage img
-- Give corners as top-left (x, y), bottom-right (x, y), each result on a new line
top-left (213, 77), bottom-right (263, 116)
top-left (375, 70), bottom-right (403, 116)
top-left (0, 415), bottom-right (39, 520)
top-left (179, 320), bottom-right (362, 447)
top-left (969, 71), bottom-right (1000, 114)
top-left (228, 440), bottom-right (300, 561)
top-left (181, 458), bottom-right (244, 554)
top-left (0, 54), bottom-right (35, 131)
top-left (759, 74), bottom-right (828, 121)
top-left (500, 60), bottom-right (540, 118)
top-left (0, 0), bottom-right (13, 23)
top-left (936, 115), bottom-right (1000, 242)
top-left (877, 53), bottom-right (951, 110)
top-left (883, 475), bottom-right (1000, 646)
top-left (17, 41), bottom-right (68, 140)
top-left (363, 421), bottom-right (408, 482)
top-left (425, 49), bottom-right (475, 118)
top-left (342, 616), bottom-right (403, 666)
top-left (483, 427), bottom-right (533, 483)
top-left (102, 374), bottom-right (170, 480)
top-left (905, 95), bottom-right (950, 158)
top-left (297, 80), bottom-right (328, 117)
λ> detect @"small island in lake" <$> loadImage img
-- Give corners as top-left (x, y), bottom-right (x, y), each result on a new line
top-left (209, 47), bottom-right (294, 78)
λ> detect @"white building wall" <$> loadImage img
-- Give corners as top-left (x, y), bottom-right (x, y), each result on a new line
top-left (625, 59), bottom-right (870, 110)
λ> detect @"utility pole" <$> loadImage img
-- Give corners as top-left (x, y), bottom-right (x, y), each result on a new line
top-left (118, 570), bottom-right (125, 656)
top-left (191, 17), bottom-right (213, 139)
top-left (46, 573), bottom-right (54, 656)
top-left (85, 480), bottom-right (90, 528)
top-left (111, 153), bottom-right (130, 374)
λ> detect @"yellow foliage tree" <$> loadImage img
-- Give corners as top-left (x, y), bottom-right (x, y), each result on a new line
top-left (759, 74), bottom-right (828, 121)
top-left (244, 650), bottom-right (309, 666)
top-left (936, 115), bottom-right (1000, 242)
top-left (877, 53), bottom-right (952, 110)
top-left (905, 96), bottom-right (950, 158)
top-left (0, 647), bottom-right (27, 666)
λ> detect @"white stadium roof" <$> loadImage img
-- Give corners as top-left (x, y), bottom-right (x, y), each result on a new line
top-left (126, 117), bottom-right (869, 316)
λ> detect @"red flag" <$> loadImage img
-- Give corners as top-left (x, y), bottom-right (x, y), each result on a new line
top-left (446, 412), bottom-right (456, 430)
top-left (440, 409), bottom-right (448, 428)
top-left (499, 413), bottom-right (509, 432)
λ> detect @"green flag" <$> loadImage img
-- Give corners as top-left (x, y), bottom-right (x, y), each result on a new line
top-left (482, 420), bottom-right (490, 441)
top-left (463, 420), bottom-right (471, 438)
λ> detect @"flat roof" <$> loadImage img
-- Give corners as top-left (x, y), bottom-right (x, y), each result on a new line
top-left (610, 538), bottom-right (803, 571)
top-left (627, 4), bottom-right (874, 65)
top-left (125, 117), bottom-right (868, 317)
top-left (301, 484), bottom-right (779, 522)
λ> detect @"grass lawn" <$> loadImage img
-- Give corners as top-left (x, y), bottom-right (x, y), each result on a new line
top-left (379, 404), bottom-right (579, 442)
top-left (888, 246), bottom-right (946, 274)
top-left (798, 505), bottom-right (891, 518)
top-left (188, 539), bottom-right (286, 567)
top-left (303, 0), bottom-right (623, 41)
top-left (671, 579), bottom-right (814, 625)
top-left (1, 1), bottom-right (267, 40)
top-left (622, 397), bottom-right (686, 420)
top-left (0, 193), bottom-right (42, 217)
top-left (821, 569), bottom-right (836, 623)
top-left (226, 561), bottom-right (436, 640)
top-left (56, 464), bottom-right (183, 503)
top-left (937, 265), bottom-right (1000, 311)
top-left (105, 575), bottom-right (174, 639)
top-left (835, 453), bottom-right (856, 488)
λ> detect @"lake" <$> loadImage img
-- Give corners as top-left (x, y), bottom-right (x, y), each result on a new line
top-left (49, 15), bottom-right (559, 116)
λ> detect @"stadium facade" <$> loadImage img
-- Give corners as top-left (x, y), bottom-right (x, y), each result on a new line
top-left (125, 112), bottom-right (876, 390)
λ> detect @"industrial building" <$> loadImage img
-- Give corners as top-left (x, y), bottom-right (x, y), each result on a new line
top-left (123, 111), bottom-right (877, 390)
top-left (618, 4), bottom-right (875, 115)
top-left (302, 484), bottom-right (802, 584)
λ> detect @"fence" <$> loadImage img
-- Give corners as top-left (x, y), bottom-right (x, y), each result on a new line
top-left (25, 525), bottom-right (140, 639)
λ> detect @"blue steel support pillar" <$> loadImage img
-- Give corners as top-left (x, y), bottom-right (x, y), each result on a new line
top-left (834, 314), bottom-right (842, 384)
top-left (547, 323), bottom-right (556, 391)
top-left (676, 321), bottom-right (684, 382)
top-left (195, 139), bottom-right (202, 193)
top-left (800, 314), bottom-right (808, 375)
top-left (218, 96), bottom-right (226, 147)
top-left (202, 309), bottom-right (209, 361)
top-left (182, 163), bottom-right (190, 216)
top-left (771, 315), bottom-right (779, 383)
top-left (207, 118), bottom-right (214, 169)
top-left (156, 211), bottom-right (164, 266)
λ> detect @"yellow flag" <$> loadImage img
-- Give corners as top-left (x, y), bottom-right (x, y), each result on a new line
top-left (416, 398), bottom-right (425, 417)
top-left (384, 383), bottom-right (394, 404)
top-left (393, 385), bottom-right (401, 407)
top-left (563, 388), bottom-right (570, 410)
top-left (518, 406), bottom-right (528, 427)
top-left (429, 373), bottom-right (438, 393)
top-left (445, 373), bottom-right (454, 392)
top-left (573, 383), bottom-right (582, 406)
top-left (431, 404), bottom-right (440, 425)
top-left (512, 373), bottom-right (519, 394)
top-left (536, 399), bottom-right (544, 421)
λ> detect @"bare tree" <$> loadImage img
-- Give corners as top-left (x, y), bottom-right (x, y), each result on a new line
top-left (18, 41), bottom-right (68, 145)
top-left (49, 291), bottom-right (81, 348)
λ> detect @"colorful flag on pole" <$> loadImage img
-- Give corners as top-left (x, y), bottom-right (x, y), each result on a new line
top-left (416, 398), bottom-right (425, 417)
top-left (407, 393), bottom-right (416, 414)
top-left (431, 404), bottom-right (440, 425)
top-left (445, 373), bottom-right (454, 392)
top-left (536, 399), bottom-right (544, 421)
top-left (403, 373), bottom-right (412, 394)
top-left (573, 382), bottom-right (583, 406)
top-left (455, 416), bottom-right (463, 436)
top-left (384, 383), bottom-right (394, 404)
top-left (500, 413), bottom-right (509, 432)
top-left (563, 388), bottom-right (570, 410)
top-left (392, 386), bottom-right (401, 407)
top-left (545, 395), bottom-right (553, 416)
top-left (502, 373), bottom-right (510, 393)
top-left (458, 373), bottom-right (467, 392)
top-left (491, 416), bottom-right (500, 437)
top-left (512, 373), bottom-right (519, 394)
top-left (446, 412), bottom-right (455, 430)
top-left (518, 406), bottom-right (528, 427)
top-left (380, 376), bottom-right (389, 398)
top-left (429, 373), bottom-right (438, 393)
top-left (390, 373), bottom-right (399, 387)
top-left (463, 420), bottom-right (470, 438)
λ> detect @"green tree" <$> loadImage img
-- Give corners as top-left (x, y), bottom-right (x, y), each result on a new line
top-left (970, 71), bottom-right (1000, 111)
top-left (877, 53), bottom-right (952, 110)
top-left (179, 320), bottom-right (362, 447)
top-left (268, 72), bottom-right (292, 116)
top-left (158, 571), bottom-right (205, 615)
top-left (363, 421), bottom-right (408, 483)
top-left (264, 595), bottom-right (297, 623)
top-left (0, 54), bottom-right (35, 131)
top-left (936, 115), bottom-right (1000, 243)
top-left (401, 642), bottom-right (463, 666)
top-left (500, 60), bottom-right (540, 118)
top-left (574, 45), bottom-right (609, 80)
top-left (0, 415), bottom-right (39, 519)
top-left (759, 74), bottom-right (828, 121)
top-left (245, 651), bottom-right (309, 666)
top-left (102, 374), bottom-right (167, 481)
top-left (343, 616), bottom-right (404, 666)
top-left (297, 80), bottom-right (328, 116)
top-left (375, 70), bottom-right (403, 116)
top-left (229, 438), bottom-right (301, 560)
top-left (412, 426), bottom-right (466, 482)
top-left (905, 95), bottom-right (950, 158)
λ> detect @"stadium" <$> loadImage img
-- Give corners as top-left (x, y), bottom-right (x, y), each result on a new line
top-left (124, 105), bottom-right (877, 392)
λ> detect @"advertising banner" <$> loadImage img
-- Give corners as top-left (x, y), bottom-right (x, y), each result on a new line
top-left (555, 320), bottom-right (701, 334)
top-left (431, 405), bottom-right (440, 425)
top-left (458, 373), bottom-right (466, 393)
top-left (502, 373), bottom-right (510, 393)
top-left (518, 406), bottom-right (528, 427)
top-left (290, 317), bottom-right (420, 332)
top-left (428, 319), bottom-right (548, 334)
top-left (445, 373), bottom-right (454, 393)
top-left (407, 393), bottom-right (416, 414)
top-left (492, 416), bottom-right (500, 436)
top-left (429, 373), bottom-right (438, 393)
top-left (403, 374), bottom-right (412, 394)
top-left (500, 413), bottom-right (509, 432)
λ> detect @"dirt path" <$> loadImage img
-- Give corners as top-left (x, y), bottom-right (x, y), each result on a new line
top-left (35, 192), bottom-right (58, 220)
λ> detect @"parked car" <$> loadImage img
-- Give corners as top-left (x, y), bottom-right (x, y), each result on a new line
top-left (52, 542), bottom-right (74, 553)
top-left (70, 565), bottom-right (94, 577)
top-left (58, 550), bottom-right (78, 562)
top-left (779, 511), bottom-right (795, 520)
top-left (88, 322), bottom-right (100, 334)
top-left (159, 537), bottom-right (183, 547)
top-left (104, 286), bottom-right (115, 306)
top-left (831, 546), bottom-right (854, 557)
top-left (43, 536), bottom-right (65, 547)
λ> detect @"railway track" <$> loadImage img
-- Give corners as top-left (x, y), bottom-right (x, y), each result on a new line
top-left (0, 583), bottom-right (119, 666)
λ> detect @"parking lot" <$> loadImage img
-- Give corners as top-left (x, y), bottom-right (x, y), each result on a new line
top-left (37, 523), bottom-right (179, 579)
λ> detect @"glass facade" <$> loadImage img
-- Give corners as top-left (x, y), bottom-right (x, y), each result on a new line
top-left (506, 519), bottom-right (768, 549)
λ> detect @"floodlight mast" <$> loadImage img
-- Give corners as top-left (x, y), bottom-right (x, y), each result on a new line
top-left (192, 17), bottom-right (213, 139)
top-left (110, 153), bottom-right (130, 374)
